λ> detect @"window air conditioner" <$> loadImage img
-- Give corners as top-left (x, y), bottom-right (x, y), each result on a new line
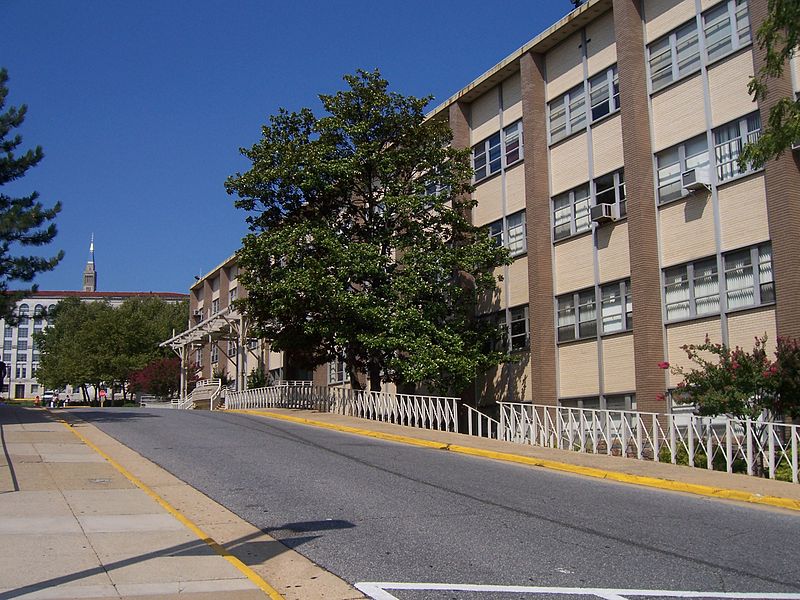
top-left (590, 203), bottom-right (617, 224)
top-left (791, 140), bottom-right (800, 152)
top-left (193, 309), bottom-right (203, 318)
top-left (681, 166), bottom-right (711, 191)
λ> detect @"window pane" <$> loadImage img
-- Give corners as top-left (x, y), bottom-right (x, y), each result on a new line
top-left (611, 67), bottom-right (620, 111)
top-left (657, 147), bottom-right (682, 203)
top-left (590, 70), bottom-right (611, 121)
top-left (649, 37), bottom-right (674, 91)
top-left (506, 211), bottom-right (526, 255)
top-left (735, 0), bottom-right (751, 45)
top-left (759, 244), bottom-right (774, 303)
top-left (568, 87), bottom-right (586, 131)
top-left (504, 122), bottom-right (521, 164)
top-left (488, 133), bottom-right (502, 174)
top-left (725, 249), bottom-right (754, 309)
top-left (594, 173), bottom-right (616, 205)
top-left (715, 120), bottom-right (742, 181)
top-left (676, 21), bottom-right (700, 76)
top-left (553, 194), bottom-right (572, 240)
top-left (509, 306), bottom-right (528, 350)
top-left (550, 97), bottom-right (567, 142)
top-left (665, 266), bottom-right (691, 320)
top-left (705, 2), bottom-right (733, 61)
top-left (488, 220), bottom-right (503, 246)
top-left (473, 144), bottom-right (487, 181)
top-left (693, 259), bottom-right (720, 315)
top-left (685, 135), bottom-right (709, 170)
top-left (557, 296), bottom-right (576, 342)
top-left (574, 185), bottom-right (591, 233)
top-left (601, 284), bottom-right (623, 333)
top-left (578, 290), bottom-right (597, 338)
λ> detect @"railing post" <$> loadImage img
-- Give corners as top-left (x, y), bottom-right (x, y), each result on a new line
top-left (793, 425), bottom-right (798, 484)
top-left (746, 419), bottom-right (754, 476)
top-left (669, 414), bottom-right (677, 464)
top-left (452, 399), bottom-right (459, 433)
top-left (726, 419), bottom-right (733, 473)
top-left (768, 422), bottom-right (775, 479)
top-left (707, 417), bottom-right (713, 470)
top-left (688, 416), bottom-right (695, 468)
top-left (652, 414), bottom-right (659, 462)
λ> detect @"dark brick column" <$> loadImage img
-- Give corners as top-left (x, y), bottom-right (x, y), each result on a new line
top-left (520, 52), bottom-right (558, 407)
top-left (749, 0), bottom-right (800, 341)
top-left (613, 0), bottom-right (667, 413)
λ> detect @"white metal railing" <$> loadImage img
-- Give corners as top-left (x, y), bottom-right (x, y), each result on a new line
top-left (496, 402), bottom-right (799, 483)
top-left (172, 379), bottom-right (222, 410)
top-left (226, 383), bottom-right (459, 433)
top-left (465, 404), bottom-right (502, 439)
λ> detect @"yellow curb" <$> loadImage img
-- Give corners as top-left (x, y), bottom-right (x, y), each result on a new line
top-left (58, 417), bottom-right (285, 600)
top-left (232, 409), bottom-right (800, 514)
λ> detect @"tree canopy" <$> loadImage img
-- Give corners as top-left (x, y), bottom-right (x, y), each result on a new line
top-left (0, 68), bottom-right (63, 320)
top-left (35, 297), bottom-right (187, 401)
top-left (739, 0), bottom-right (800, 168)
top-left (226, 69), bottom-right (510, 394)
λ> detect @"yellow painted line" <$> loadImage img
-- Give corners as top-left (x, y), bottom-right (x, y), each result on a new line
top-left (58, 418), bottom-right (285, 600)
top-left (232, 409), bottom-right (800, 513)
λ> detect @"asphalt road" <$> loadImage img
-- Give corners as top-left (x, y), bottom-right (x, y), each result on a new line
top-left (75, 408), bottom-right (800, 598)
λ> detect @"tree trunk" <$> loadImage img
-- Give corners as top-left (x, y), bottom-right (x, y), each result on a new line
top-left (368, 364), bottom-right (382, 392)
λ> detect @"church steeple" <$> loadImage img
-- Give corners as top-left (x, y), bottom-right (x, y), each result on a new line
top-left (82, 234), bottom-right (97, 292)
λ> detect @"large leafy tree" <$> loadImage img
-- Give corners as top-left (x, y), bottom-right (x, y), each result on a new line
top-left (0, 68), bottom-right (63, 319)
top-left (739, 0), bottom-right (800, 168)
top-left (226, 69), bottom-right (510, 394)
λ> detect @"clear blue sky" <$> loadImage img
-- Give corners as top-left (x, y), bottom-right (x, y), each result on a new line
top-left (2, 1), bottom-right (574, 294)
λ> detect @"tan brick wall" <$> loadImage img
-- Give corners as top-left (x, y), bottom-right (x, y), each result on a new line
top-left (545, 31), bottom-right (584, 100)
top-left (602, 334), bottom-right (637, 393)
top-left (708, 50), bottom-right (757, 127)
top-left (659, 194), bottom-right (717, 266)
top-left (597, 221), bottom-right (631, 284)
top-left (718, 175), bottom-right (770, 252)
top-left (554, 234), bottom-right (595, 295)
top-left (506, 164), bottom-right (526, 215)
top-left (666, 317), bottom-right (723, 387)
top-left (586, 9), bottom-right (618, 76)
top-left (651, 74), bottom-right (706, 151)
top-left (591, 113), bottom-right (625, 176)
top-left (550, 132), bottom-right (590, 195)
top-left (644, 0), bottom-right (695, 42)
top-left (470, 87), bottom-right (501, 143)
top-left (727, 306), bottom-right (777, 352)
top-left (473, 175), bottom-right (503, 227)
top-left (559, 340), bottom-right (600, 397)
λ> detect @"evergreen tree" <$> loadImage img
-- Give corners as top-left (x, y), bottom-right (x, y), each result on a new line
top-left (0, 68), bottom-right (63, 320)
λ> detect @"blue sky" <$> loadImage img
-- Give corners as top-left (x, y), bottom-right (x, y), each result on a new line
top-left (2, 1), bottom-right (574, 294)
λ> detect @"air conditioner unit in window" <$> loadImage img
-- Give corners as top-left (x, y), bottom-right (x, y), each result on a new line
top-left (791, 140), bottom-right (800, 152)
top-left (193, 309), bottom-right (203, 318)
top-left (681, 166), bottom-right (711, 191)
top-left (590, 203), bottom-right (617, 224)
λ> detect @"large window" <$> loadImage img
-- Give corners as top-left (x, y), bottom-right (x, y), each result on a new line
top-left (594, 170), bottom-right (626, 218)
top-left (656, 134), bottom-right (709, 203)
top-left (589, 66), bottom-right (620, 122)
top-left (210, 345), bottom-right (219, 364)
top-left (553, 184), bottom-right (590, 241)
top-left (507, 305), bottom-right (530, 351)
top-left (486, 210), bottom-right (526, 256)
top-left (211, 298), bottom-right (220, 314)
top-left (473, 120), bottom-right (524, 182)
top-left (557, 289), bottom-right (599, 342)
top-left (714, 112), bottom-right (761, 181)
top-left (704, 0), bottom-right (751, 62)
top-left (664, 243), bottom-right (773, 321)
top-left (724, 244), bottom-right (774, 309)
top-left (649, 21), bottom-right (700, 92)
top-left (549, 84), bottom-right (586, 144)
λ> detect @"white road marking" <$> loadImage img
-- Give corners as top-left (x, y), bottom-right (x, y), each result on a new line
top-left (354, 583), bottom-right (800, 600)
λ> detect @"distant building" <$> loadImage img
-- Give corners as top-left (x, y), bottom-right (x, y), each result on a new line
top-left (1, 239), bottom-right (187, 399)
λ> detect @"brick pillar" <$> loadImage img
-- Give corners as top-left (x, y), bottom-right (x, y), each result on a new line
top-left (520, 51), bottom-right (558, 407)
top-left (613, 0), bottom-right (667, 413)
top-left (749, 0), bottom-right (800, 341)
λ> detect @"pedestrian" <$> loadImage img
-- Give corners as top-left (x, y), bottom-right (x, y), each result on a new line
top-left (52, 393), bottom-right (58, 408)
top-left (34, 395), bottom-right (40, 407)
top-left (64, 394), bottom-right (70, 408)
top-left (99, 388), bottom-right (107, 406)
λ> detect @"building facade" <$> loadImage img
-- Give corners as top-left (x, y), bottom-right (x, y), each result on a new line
top-left (172, 0), bottom-right (800, 414)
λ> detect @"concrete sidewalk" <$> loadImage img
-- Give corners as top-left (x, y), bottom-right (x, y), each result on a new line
top-left (234, 407), bottom-right (800, 513)
top-left (0, 405), bottom-right (362, 600)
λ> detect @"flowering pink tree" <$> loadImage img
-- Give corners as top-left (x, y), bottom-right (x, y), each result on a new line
top-left (666, 334), bottom-right (800, 420)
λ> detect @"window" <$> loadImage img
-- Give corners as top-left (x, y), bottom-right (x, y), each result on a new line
top-left (2, 353), bottom-right (9, 363)
top-left (227, 340), bottom-right (236, 357)
top-left (714, 112), bottom-right (761, 181)
top-left (557, 289), bottom-right (599, 342)
top-left (656, 134), bottom-right (709, 203)
top-left (31, 384), bottom-right (39, 393)
top-left (549, 84), bottom-right (586, 143)
top-left (507, 305), bottom-right (529, 351)
top-left (210, 345), bottom-right (219, 364)
top-left (16, 352), bottom-right (26, 363)
top-left (211, 298), bottom-right (220, 314)
top-left (229, 287), bottom-right (238, 304)
top-left (704, 0), bottom-right (751, 62)
top-left (594, 170), bottom-right (626, 218)
top-left (601, 280), bottom-right (632, 334)
top-left (724, 243), bottom-right (774, 310)
top-left (18, 328), bottom-right (28, 339)
top-left (16, 365), bottom-right (26, 379)
top-left (17, 340), bottom-right (27, 351)
top-left (3, 340), bottom-right (11, 351)
top-left (664, 258), bottom-right (719, 321)
top-left (649, 21), bottom-right (700, 92)
top-left (472, 120), bottom-right (523, 182)
top-left (486, 210), bottom-right (526, 256)
top-left (553, 184), bottom-right (591, 240)
top-left (561, 394), bottom-right (636, 411)
top-left (328, 359), bottom-right (350, 384)
top-left (4, 327), bottom-right (11, 338)
top-left (589, 66), bottom-right (620, 122)
top-left (196, 348), bottom-right (203, 368)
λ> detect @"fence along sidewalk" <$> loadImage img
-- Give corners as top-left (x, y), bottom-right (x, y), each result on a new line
top-left (226, 384), bottom-right (459, 433)
top-left (497, 402), bottom-right (799, 484)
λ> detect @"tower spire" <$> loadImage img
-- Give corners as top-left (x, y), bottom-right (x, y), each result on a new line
top-left (83, 233), bottom-right (97, 292)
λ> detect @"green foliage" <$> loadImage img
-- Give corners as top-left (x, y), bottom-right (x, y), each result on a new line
top-left (212, 367), bottom-right (232, 387)
top-left (227, 69), bottom-right (509, 394)
top-left (35, 297), bottom-right (187, 396)
top-left (0, 68), bottom-right (63, 320)
top-left (247, 365), bottom-right (268, 389)
top-left (667, 334), bottom-right (800, 420)
top-left (739, 0), bottom-right (800, 169)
